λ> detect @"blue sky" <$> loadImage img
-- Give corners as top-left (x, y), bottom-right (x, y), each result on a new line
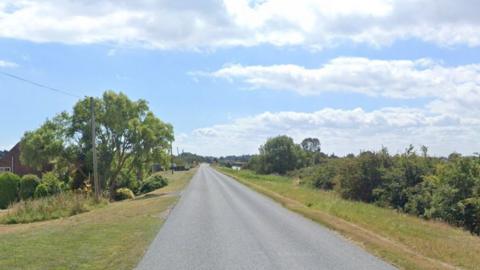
top-left (1, 0), bottom-right (480, 156)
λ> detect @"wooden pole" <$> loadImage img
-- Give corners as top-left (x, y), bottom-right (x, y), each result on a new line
top-left (90, 97), bottom-right (100, 201)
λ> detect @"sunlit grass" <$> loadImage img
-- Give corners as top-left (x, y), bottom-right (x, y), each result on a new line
top-left (0, 169), bottom-right (196, 270)
top-left (0, 192), bottom-right (108, 224)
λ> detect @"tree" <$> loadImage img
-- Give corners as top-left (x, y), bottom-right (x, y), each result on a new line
top-left (20, 91), bottom-right (174, 199)
top-left (301, 138), bottom-right (322, 165)
top-left (258, 135), bottom-right (300, 174)
top-left (336, 151), bottom-right (384, 202)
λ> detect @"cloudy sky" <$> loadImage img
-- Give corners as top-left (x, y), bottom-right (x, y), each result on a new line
top-left (1, 0), bottom-right (479, 156)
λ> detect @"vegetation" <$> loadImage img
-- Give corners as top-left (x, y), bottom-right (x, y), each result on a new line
top-left (246, 136), bottom-right (480, 235)
top-left (220, 167), bottom-right (480, 270)
top-left (20, 91), bottom-right (174, 199)
top-left (0, 169), bottom-right (195, 270)
top-left (18, 174), bottom-right (40, 200)
top-left (140, 174), bottom-right (168, 193)
top-left (0, 173), bottom-right (20, 209)
top-left (114, 188), bottom-right (135, 201)
top-left (34, 172), bottom-right (64, 198)
top-left (0, 192), bottom-right (107, 224)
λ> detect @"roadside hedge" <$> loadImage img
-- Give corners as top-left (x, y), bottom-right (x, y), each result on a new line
top-left (19, 174), bottom-right (40, 200)
top-left (0, 172), bottom-right (20, 209)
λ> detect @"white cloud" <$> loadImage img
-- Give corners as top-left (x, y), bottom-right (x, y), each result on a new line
top-left (175, 107), bottom-right (480, 157)
top-left (204, 58), bottom-right (480, 98)
top-left (0, 0), bottom-right (479, 49)
top-left (0, 59), bottom-right (18, 68)
top-left (185, 57), bottom-right (480, 156)
top-left (201, 57), bottom-right (480, 119)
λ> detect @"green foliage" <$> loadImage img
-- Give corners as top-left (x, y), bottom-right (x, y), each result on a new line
top-left (459, 197), bottom-right (480, 235)
top-left (19, 174), bottom-right (40, 200)
top-left (34, 172), bottom-right (63, 198)
top-left (0, 192), bottom-right (107, 224)
top-left (247, 136), bottom-right (480, 234)
top-left (336, 151), bottom-right (385, 202)
top-left (0, 172), bottom-right (20, 209)
top-left (253, 135), bottom-right (304, 174)
top-left (293, 160), bottom-right (336, 189)
top-left (117, 170), bottom-right (140, 194)
top-left (34, 183), bottom-right (50, 198)
top-left (114, 188), bottom-right (135, 201)
top-left (140, 175), bottom-right (168, 194)
top-left (20, 91), bottom-right (174, 199)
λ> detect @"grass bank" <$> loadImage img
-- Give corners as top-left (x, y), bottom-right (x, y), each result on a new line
top-left (0, 169), bottom-right (196, 270)
top-left (0, 192), bottom-right (108, 224)
top-left (218, 167), bottom-right (480, 270)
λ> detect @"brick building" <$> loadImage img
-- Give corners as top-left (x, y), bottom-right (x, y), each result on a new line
top-left (0, 143), bottom-right (38, 176)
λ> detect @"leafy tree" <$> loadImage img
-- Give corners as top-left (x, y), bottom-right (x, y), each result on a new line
top-left (258, 136), bottom-right (301, 174)
top-left (20, 91), bottom-right (173, 199)
top-left (336, 151), bottom-right (385, 202)
top-left (20, 113), bottom-right (69, 171)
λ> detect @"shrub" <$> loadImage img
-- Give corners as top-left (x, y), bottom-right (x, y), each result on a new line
top-left (117, 171), bottom-right (140, 194)
top-left (460, 197), bottom-right (480, 235)
top-left (336, 152), bottom-right (384, 202)
top-left (114, 188), bottom-right (135, 201)
top-left (34, 172), bottom-right (63, 198)
top-left (140, 175), bottom-right (168, 194)
top-left (34, 183), bottom-right (50, 198)
top-left (19, 174), bottom-right (40, 200)
top-left (0, 172), bottom-right (20, 209)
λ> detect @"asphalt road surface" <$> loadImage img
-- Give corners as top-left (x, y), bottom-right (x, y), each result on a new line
top-left (136, 164), bottom-right (396, 270)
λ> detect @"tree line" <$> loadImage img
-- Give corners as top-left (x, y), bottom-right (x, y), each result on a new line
top-left (245, 135), bottom-right (480, 235)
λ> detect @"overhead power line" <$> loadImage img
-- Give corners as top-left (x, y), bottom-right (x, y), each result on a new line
top-left (0, 70), bottom-right (82, 98)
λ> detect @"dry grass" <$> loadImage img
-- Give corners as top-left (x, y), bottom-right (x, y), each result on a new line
top-left (219, 168), bottom-right (480, 270)
top-left (0, 192), bottom-right (108, 224)
top-left (0, 169), bottom-right (196, 270)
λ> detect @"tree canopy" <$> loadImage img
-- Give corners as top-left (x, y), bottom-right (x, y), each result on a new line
top-left (20, 91), bottom-right (173, 198)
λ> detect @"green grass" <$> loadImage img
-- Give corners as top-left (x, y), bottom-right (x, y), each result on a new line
top-left (219, 167), bottom-right (480, 270)
top-left (0, 169), bottom-right (196, 270)
top-left (0, 192), bottom-right (108, 224)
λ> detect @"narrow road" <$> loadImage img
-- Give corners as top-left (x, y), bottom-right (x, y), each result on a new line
top-left (136, 164), bottom-right (395, 270)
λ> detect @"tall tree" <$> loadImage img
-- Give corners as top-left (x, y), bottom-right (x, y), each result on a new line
top-left (259, 135), bottom-right (300, 174)
top-left (20, 91), bottom-right (173, 198)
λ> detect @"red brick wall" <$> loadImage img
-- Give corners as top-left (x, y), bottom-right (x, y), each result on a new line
top-left (0, 143), bottom-right (39, 176)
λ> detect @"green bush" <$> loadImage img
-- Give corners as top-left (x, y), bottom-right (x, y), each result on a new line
top-left (117, 171), bottom-right (140, 194)
top-left (34, 172), bottom-right (63, 198)
top-left (460, 197), bottom-right (480, 235)
top-left (19, 174), bottom-right (40, 200)
top-left (0, 172), bottom-right (20, 209)
top-left (34, 183), bottom-right (50, 198)
top-left (114, 188), bottom-right (135, 201)
top-left (140, 175), bottom-right (168, 194)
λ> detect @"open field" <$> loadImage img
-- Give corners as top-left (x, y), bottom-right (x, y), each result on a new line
top-left (218, 167), bottom-right (480, 270)
top-left (0, 169), bottom-right (196, 270)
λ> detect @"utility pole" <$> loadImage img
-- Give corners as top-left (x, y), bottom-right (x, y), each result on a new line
top-left (171, 143), bottom-right (174, 174)
top-left (90, 97), bottom-right (100, 201)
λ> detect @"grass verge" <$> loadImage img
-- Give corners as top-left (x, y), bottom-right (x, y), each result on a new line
top-left (0, 169), bottom-right (196, 270)
top-left (0, 192), bottom-right (108, 224)
top-left (218, 167), bottom-right (480, 270)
